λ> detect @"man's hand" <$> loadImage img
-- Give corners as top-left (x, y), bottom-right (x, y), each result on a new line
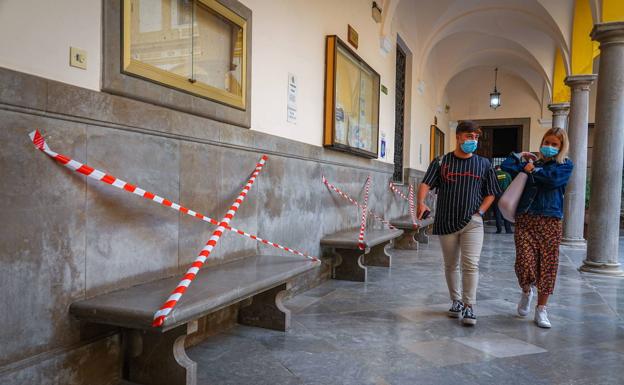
top-left (524, 162), bottom-right (535, 173)
top-left (417, 202), bottom-right (431, 220)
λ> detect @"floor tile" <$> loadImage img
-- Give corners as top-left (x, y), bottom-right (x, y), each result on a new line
top-left (454, 332), bottom-right (547, 358)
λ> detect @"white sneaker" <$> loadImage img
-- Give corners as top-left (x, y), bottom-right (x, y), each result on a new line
top-left (517, 287), bottom-right (533, 317)
top-left (534, 306), bottom-right (551, 328)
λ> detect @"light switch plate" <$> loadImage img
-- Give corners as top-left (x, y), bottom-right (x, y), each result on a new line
top-left (69, 47), bottom-right (87, 70)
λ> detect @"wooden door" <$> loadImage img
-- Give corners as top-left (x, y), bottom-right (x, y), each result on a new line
top-left (476, 127), bottom-right (493, 159)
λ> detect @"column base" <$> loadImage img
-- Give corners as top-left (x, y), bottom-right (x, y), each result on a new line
top-left (561, 237), bottom-right (587, 248)
top-left (579, 259), bottom-right (624, 277)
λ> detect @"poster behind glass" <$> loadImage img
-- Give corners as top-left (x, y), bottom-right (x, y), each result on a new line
top-left (324, 36), bottom-right (380, 158)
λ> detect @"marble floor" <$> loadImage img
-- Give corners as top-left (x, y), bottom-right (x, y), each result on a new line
top-left (188, 227), bottom-right (624, 385)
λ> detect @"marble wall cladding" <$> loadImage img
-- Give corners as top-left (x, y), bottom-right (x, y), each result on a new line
top-left (0, 67), bottom-right (403, 384)
top-left (0, 112), bottom-right (87, 367)
top-left (0, 335), bottom-right (121, 385)
top-left (257, 155), bottom-right (323, 258)
top-left (84, 125), bottom-right (180, 296)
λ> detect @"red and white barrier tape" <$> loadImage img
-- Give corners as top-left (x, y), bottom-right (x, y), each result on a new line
top-left (389, 181), bottom-right (418, 229)
top-left (29, 130), bottom-right (318, 263)
top-left (153, 155), bottom-right (266, 327)
top-left (322, 176), bottom-right (396, 230)
top-left (357, 176), bottom-right (371, 250)
top-left (408, 184), bottom-right (418, 229)
top-left (388, 181), bottom-right (409, 202)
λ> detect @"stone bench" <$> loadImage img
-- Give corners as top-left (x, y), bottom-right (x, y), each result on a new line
top-left (320, 228), bottom-right (403, 282)
top-left (70, 255), bottom-right (318, 385)
top-left (390, 215), bottom-right (435, 250)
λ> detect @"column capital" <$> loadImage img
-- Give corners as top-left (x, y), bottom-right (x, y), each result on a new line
top-left (548, 102), bottom-right (570, 115)
top-left (565, 74), bottom-right (598, 91)
top-left (591, 21), bottom-right (624, 46)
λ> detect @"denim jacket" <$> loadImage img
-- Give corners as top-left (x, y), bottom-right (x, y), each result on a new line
top-left (501, 153), bottom-right (574, 219)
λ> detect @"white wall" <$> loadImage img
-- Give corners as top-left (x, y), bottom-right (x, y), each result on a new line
top-left (0, 0), bottom-right (101, 90)
top-left (240, 0), bottom-right (398, 162)
top-left (0, 0), bottom-right (477, 170)
top-left (447, 67), bottom-right (547, 151)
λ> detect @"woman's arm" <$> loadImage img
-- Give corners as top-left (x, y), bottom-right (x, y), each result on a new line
top-left (500, 153), bottom-right (527, 178)
top-left (532, 160), bottom-right (574, 189)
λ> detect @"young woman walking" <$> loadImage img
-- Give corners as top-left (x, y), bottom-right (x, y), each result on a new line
top-left (501, 127), bottom-right (573, 328)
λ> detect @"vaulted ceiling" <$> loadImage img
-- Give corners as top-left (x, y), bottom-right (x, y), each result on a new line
top-left (382, 0), bottom-right (599, 106)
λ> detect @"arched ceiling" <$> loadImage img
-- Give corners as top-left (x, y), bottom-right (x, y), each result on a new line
top-left (427, 31), bottom-right (551, 105)
top-left (385, 0), bottom-right (576, 105)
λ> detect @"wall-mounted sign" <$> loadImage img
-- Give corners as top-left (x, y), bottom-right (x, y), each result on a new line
top-left (348, 25), bottom-right (359, 49)
top-left (287, 73), bottom-right (297, 124)
top-left (380, 132), bottom-right (386, 159)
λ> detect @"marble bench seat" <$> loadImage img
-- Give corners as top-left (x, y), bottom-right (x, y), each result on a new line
top-left (390, 215), bottom-right (435, 250)
top-left (70, 255), bottom-right (319, 385)
top-left (320, 228), bottom-right (403, 282)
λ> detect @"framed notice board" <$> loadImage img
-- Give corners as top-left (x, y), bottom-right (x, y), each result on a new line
top-left (323, 35), bottom-right (380, 159)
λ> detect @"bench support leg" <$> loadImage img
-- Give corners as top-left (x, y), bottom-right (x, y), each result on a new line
top-left (416, 227), bottom-right (429, 244)
top-left (393, 230), bottom-right (419, 250)
top-left (238, 282), bottom-right (291, 331)
top-left (332, 248), bottom-right (367, 282)
top-left (123, 322), bottom-right (198, 385)
top-left (364, 241), bottom-right (392, 267)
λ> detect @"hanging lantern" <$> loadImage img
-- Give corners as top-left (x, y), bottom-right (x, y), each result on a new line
top-left (490, 67), bottom-right (501, 109)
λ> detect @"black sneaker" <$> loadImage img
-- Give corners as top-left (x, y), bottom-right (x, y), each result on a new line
top-left (448, 300), bottom-right (464, 318)
top-left (462, 306), bottom-right (477, 325)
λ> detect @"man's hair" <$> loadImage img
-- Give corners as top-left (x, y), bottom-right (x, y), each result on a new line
top-left (456, 120), bottom-right (482, 135)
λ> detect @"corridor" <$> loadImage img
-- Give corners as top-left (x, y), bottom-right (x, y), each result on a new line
top-left (189, 228), bottom-right (624, 385)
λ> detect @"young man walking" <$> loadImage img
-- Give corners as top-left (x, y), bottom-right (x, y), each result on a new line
top-left (417, 121), bottom-right (500, 325)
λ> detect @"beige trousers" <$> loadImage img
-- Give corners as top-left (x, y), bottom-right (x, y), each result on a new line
top-left (438, 215), bottom-right (484, 305)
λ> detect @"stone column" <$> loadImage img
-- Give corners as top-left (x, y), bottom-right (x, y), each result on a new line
top-left (582, 22), bottom-right (624, 276)
top-left (562, 75), bottom-right (597, 247)
top-left (548, 102), bottom-right (570, 129)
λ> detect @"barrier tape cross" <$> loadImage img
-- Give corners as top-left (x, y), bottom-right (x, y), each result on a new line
top-left (389, 181), bottom-right (418, 230)
top-left (153, 155), bottom-right (266, 327)
top-left (408, 184), bottom-right (418, 229)
top-left (357, 176), bottom-right (371, 250)
top-left (28, 130), bottom-right (318, 263)
top-left (388, 182), bottom-right (409, 202)
top-left (322, 176), bottom-right (396, 230)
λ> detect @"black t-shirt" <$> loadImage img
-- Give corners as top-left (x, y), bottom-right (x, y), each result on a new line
top-left (422, 152), bottom-right (500, 235)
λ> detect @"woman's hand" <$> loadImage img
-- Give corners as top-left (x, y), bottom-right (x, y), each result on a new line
top-left (417, 202), bottom-right (431, 220)
top-left (520, 152), bottom-right (537, 162)
top-left (524, 162), bottom-right (535, 173)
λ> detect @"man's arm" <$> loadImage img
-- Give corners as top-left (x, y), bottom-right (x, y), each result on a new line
top-left (478, 195), bottom-right (495, 215)
top-left (416, 183), bottom-right (431, 220)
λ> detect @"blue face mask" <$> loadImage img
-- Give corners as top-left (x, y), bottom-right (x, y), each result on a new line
top-left (540, 146), bottom-right (559, 158)
top-left (461, 140), bottom-right (478, 154)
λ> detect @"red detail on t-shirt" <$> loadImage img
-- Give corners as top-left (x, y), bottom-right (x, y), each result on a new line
top-left (441, 164), bottom-right (481, 182)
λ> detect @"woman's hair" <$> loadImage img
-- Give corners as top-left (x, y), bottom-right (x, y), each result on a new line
top-left (539, 127), bottom-right (569, 164)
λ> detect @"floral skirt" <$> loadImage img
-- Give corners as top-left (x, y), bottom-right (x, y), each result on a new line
top-left (514, 214), bottom-right (563, 295)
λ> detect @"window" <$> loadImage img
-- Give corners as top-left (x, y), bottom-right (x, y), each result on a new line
top-left (393, 43), bottom-right (406, 182)
top-left (123, 0), bottom-right (247, 109)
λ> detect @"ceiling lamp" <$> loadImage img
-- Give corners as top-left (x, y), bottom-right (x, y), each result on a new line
top-left (489, 67), bottom-right (501, 109)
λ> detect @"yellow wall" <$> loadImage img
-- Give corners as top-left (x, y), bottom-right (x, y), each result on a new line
top-left (552, 49), bottom-right (570, 103)
top-left (571, 0), bottom-right (597, 75)
top-left (603, 0), bottom-right (624, 22)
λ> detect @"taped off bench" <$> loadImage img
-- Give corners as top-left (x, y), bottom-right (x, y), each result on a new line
top-left (70, 255), bottom-right (319, 385)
